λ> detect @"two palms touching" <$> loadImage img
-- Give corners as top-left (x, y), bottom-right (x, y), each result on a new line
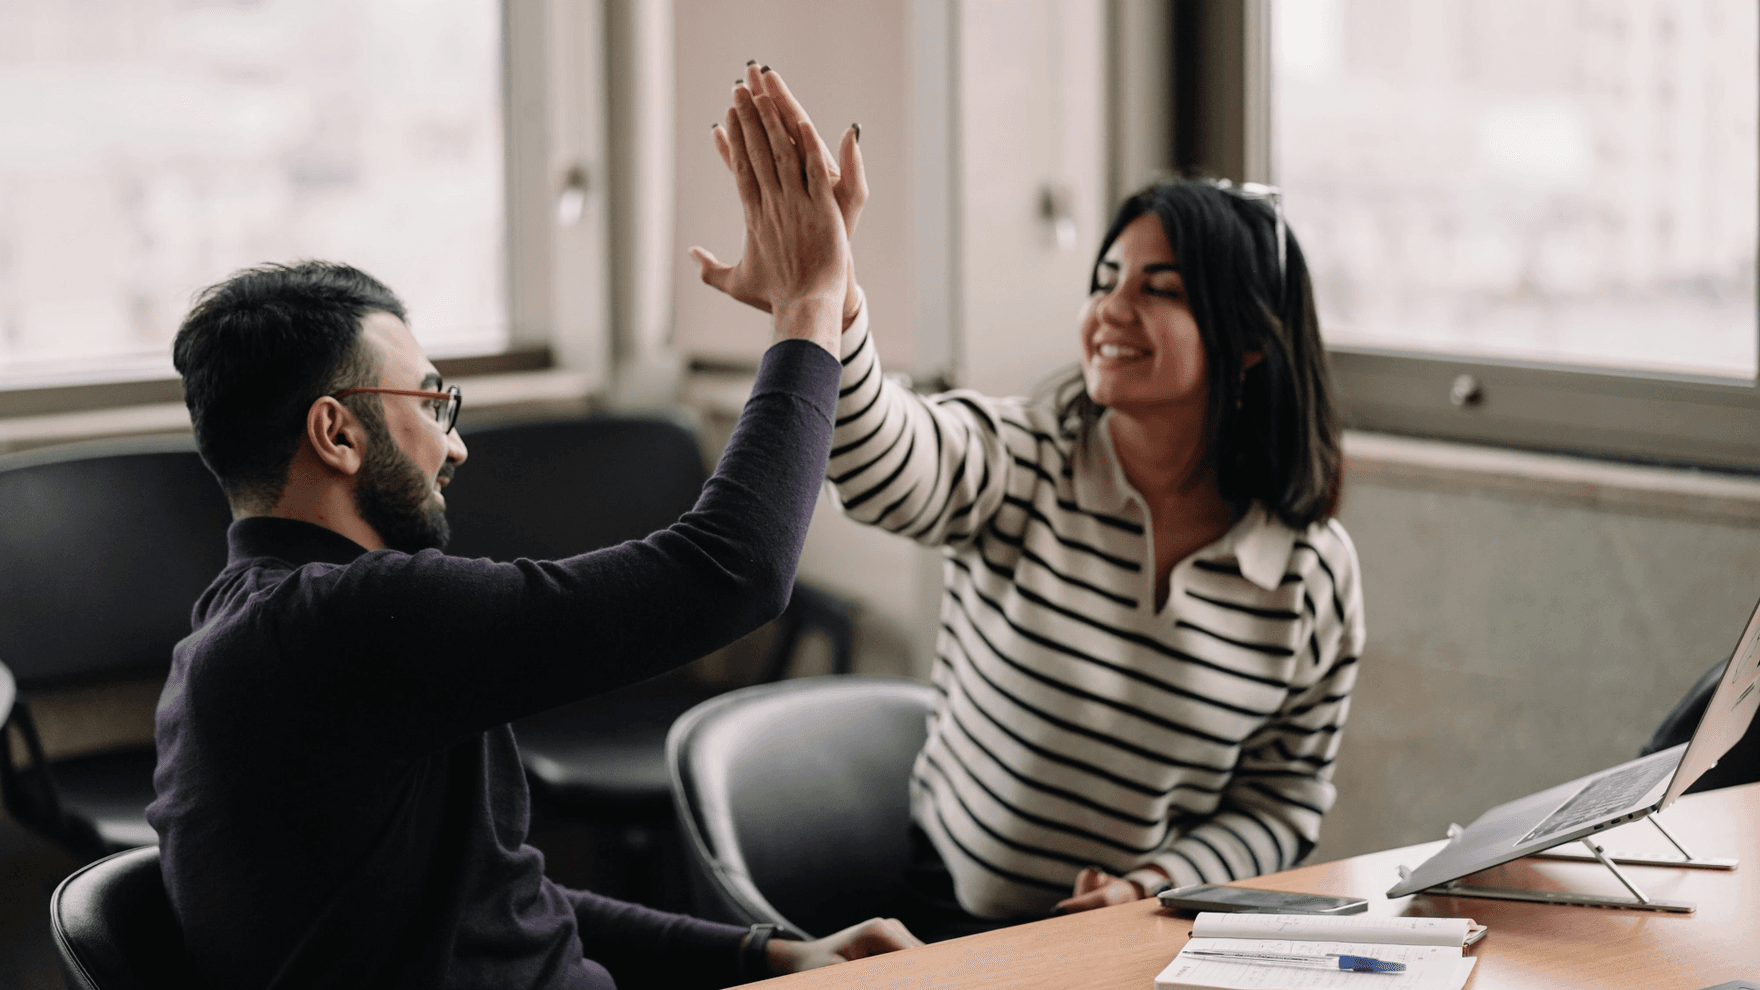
top-left (690, 63), bottom-right (868, 328)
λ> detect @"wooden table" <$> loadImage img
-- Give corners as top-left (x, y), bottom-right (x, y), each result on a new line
top-left (756, 782), bottom-right (1760, 989)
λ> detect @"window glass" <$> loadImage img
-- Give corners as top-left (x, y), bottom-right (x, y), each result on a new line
top-left (0, 0), bottom-right (507, 387)
top-left (1274, 0), bottom-right (1757, 381)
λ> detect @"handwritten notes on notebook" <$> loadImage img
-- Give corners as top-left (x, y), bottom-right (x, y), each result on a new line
top-left (1154, 914), bottom-right (1484, 990)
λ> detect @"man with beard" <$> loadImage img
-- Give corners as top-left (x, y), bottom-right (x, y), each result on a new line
top-left (148, 84), bottom-right (919, 990)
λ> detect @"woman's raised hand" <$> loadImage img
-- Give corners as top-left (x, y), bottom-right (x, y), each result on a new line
top-left (691, 64), bottom-right (866, 330)
top-left (698, 67), bottom-right (851, 356)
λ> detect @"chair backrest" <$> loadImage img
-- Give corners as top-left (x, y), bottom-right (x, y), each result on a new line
top-left (444, 415), bottom-right (707, 562)
top-left (667, 676), bottom-right (937, 938)
top-left (0, 435), bottom-right (233, 689)
top-left (0, 658), bottom-right (14, 728)
top-left (50, 846), bottom-right (201, 990)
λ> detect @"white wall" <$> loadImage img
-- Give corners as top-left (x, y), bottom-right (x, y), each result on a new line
top-left (671, 0), bottom-right (1109, 388)
top-left (957, 0), bottom-right (1108, 398)
top-left (671, 0), bottom-right (924, 373)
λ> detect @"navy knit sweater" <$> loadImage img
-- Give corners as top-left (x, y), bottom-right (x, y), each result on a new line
top-left (147, 340), bottom-right (840, 989)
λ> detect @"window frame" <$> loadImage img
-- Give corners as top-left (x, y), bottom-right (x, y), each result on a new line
top-left (1119, 0), bottom-right (1760, 474)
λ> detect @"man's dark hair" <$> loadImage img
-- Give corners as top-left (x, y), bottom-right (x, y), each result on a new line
top-left (1056, 180), bottom-right (1342, 528)
top-left (173, 261), bottom-right (406, 512)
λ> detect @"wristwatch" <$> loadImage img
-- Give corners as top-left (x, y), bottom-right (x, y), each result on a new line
top-left (741, 923), bottom-right (788, 982)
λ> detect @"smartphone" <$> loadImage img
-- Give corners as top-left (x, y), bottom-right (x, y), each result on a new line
top-left (1157, 883), bottom-right (1369, 915)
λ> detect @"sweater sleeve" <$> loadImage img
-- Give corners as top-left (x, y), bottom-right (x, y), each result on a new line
top-left (267, 338), bottom-right (842, 751)
top-left (828, 298), bottom-right (1019, 547)
top-left (1146, 520), bottom-right (1366, 885)
top-left (565, 888), bottom-right (748, 990)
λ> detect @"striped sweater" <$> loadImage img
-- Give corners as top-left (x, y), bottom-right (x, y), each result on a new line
top-left (828, 303), bottom-right (1367, 918)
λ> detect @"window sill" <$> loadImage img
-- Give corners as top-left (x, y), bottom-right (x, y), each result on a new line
top-left (0, 368), bottom-right (600, 456)
top-left (678, 372), bottom-right (1760, 527)
top-left (8, 378), bottom-right (1758, 529)
top-left (1344, 431), bottom-right (1760, 527)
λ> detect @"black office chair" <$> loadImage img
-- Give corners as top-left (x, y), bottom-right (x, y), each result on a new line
top-left (0, 435), bottom-right (233, 861)
top-left (50, 845), bottom-right (201, 990)
top-left (0, 658), bottom-right (14, 744)
top-left (667, 675), bottom-right (936, 938)
top-left (444, 415), bottom-right (854, 903)
top-left (1641, 657), bottom-right (1760, 793)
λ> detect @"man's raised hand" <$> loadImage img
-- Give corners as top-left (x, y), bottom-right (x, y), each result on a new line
top-left (690, 64), bottom-right (866, 329)
top-left (703, 71), bottom-right (849, 356)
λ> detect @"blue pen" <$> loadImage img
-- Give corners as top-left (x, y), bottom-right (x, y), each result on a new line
top-left (1185, 949), bottom-right (1406, 973)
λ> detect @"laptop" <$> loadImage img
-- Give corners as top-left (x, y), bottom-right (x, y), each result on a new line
top-left (1386, 589), bottom-right (1760, 899)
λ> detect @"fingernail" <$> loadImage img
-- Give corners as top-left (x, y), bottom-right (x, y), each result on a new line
top-left (761, 64), bottom-right (771, 73)
top-left (734, 79), bottom-right (745, 87)
top-left (1048, 906), bottom-right (1067, 917)
top-left (852, 122), bottom-right (862, 142)
top-left (746, 59), bottom-right (757, 66)
top-left (1085, 864), bottom-right (1109, 875)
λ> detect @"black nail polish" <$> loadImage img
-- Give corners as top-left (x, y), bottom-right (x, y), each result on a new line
top-left (1048, 906), bottom-right (1067, 917)
top-left (734, 79), bottom-right (745, 87)
top-left (746, 59), bottom-right (757, 66)
top-left (852, 122), bottom-right (861, 142)
top-left (761, 64), bottom-right (771, 73)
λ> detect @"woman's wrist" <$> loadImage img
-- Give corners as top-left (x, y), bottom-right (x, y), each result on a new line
top-left (842, 283), bottom-right (865, 332)
top-left (772, 294), bottom-right (845, 356)
top-left (1124, 865), bottom-right (1173, 898)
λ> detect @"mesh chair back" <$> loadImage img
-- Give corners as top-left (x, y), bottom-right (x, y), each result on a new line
top-left (668, 676), bottom-right (936, 938)
top-left (0, 435), bottom-right (232, 688)
top-left (445, 415), bottom-right (707, 562)
top-left (50, 846), bottom-right (201, 990)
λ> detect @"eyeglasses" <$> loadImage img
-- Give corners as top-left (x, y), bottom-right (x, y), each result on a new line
top-left (332, 385), bottom-right (462, 433)
top-left (1211, 179), bottom-right (1286, 282)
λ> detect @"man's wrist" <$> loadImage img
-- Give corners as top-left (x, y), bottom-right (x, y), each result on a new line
top-left (740, 922), bottom-right (803, 981)
top-left (741, 923), bottom-right (779, 981)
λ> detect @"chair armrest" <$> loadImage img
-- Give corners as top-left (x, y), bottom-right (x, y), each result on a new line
top-left (1, 697), bottom-right (109, 859)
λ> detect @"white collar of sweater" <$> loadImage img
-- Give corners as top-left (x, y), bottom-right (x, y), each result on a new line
top-left (1077, 408), bottom-right (1298, 591)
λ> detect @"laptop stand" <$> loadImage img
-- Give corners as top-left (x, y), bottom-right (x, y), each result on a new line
top-left (1403, 815), bottom-right (1734, 914)
top-left (1527, 814), bottom-right (1738, 870)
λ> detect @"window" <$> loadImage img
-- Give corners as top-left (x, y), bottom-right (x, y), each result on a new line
top-left (1264, 0), bottom-right (1760, 471)
top-left (0, 0), bottom-right (513, 390)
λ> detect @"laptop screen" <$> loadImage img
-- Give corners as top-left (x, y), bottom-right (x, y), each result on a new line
top-left (1662, 593), bottom-right (1760, 810)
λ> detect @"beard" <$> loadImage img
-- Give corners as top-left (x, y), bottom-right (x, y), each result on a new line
top-left (354, 422), bottom-right (452, 554)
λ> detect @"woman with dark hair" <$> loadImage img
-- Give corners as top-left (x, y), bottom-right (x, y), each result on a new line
top-left (696, 67), bottom-right (1364, 940)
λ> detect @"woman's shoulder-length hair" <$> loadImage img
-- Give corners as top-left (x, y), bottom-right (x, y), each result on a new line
top-left (1056, 179), bottom-right (1342, 530)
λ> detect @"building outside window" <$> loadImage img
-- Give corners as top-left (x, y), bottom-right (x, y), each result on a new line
top-left (0, 0), bottom-right (509, 389)
top-left (1274, 0), bottom-right (1757, 383)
